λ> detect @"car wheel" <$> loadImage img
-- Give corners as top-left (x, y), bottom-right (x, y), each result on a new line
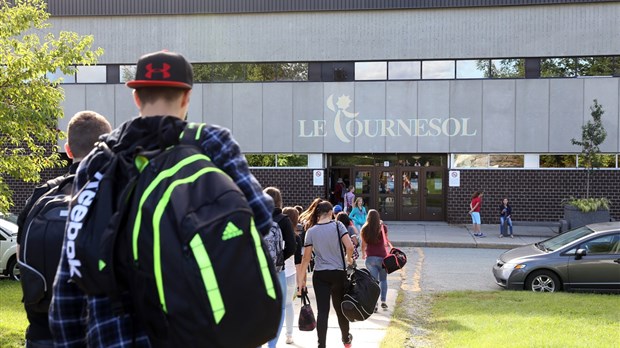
top-left (526, 270), bottom-right (560, 292)
top-left (7, 257), bottom-right (20, 281)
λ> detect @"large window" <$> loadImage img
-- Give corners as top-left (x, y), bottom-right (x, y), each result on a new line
top-left (453, 154), bottom-right (619, 169)
top-left (388, 61), bottom-right (421, 80)
top-left (76, 65), bottom-right (107, 83)
top-left (422, 60), bottom-right (455, 79)
top-left (355, 62), bottom-right (387, 80)
top-left (246, 154), bottom-right (308, 168)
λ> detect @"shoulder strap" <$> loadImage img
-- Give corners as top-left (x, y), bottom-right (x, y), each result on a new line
top-left (335, 222), bottom-right (346, 271)
top-left (381, 224), bottom-right (393, 251)
top-left (180, 122), bottom-right (206, 145)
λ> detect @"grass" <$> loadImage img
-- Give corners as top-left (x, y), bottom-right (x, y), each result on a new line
top-left (0, 280), bottom-right (27, 348)
top-left (3, 278), bottom-right (619, 348)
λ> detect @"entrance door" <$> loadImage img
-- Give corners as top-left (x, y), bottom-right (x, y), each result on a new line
top-left (400, 170), bottom-right (421, 220)
top-left (421, 168), bottom-right (445, 221)
top-left (376, 169), bottom-right (397, 220)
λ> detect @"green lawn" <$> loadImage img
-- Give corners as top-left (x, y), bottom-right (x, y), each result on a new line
top-left (3, 279), bottom-right (619, 348)
top-left (0, 280), bottom-right (27, 348)
top-left (427, 291), bottom-right (620, 348)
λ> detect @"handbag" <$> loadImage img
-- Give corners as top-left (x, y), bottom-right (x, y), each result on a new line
top-left (298, 289), bottom-right (316, 331)
top-left (381, 224), bottom-right (407, 274)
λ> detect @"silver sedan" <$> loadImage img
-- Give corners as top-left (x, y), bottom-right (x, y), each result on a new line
top-left (493, 222), bottom-right (620, 292)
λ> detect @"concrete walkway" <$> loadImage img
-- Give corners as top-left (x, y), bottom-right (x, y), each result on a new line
top-left (268, 222), bottom-right (558, 347)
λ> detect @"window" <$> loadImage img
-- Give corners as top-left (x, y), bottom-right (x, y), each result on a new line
top-left (76, 65), bottom-right (107, 83)
top-left (211, 63), bottom-right (244, 82)
top-left (453, 154), bottom-right (489, 168)
top-left (388, 61), bottom-right (420, 80)
top-left (422, 60), bottom-right (455, 79)
top-left (277, 63), bottom-right (308, 81)
top-left (355, 62), bottom-right (387, 80)
top-left (247, 154), bottom-right (308, 167)
top-left (489, 155), bottom-right (524, 168)
top-left (580, 234), bottom-right (620, 255)
top-left (119, 65), bottom-right (136, 83)
top-left (457, 60), bottom-right (487, 79)
top-left (245, 64), bottom-right (276, 82)
top-left (46, 68), bottom-right (76, 83)
top-left (540, 155), bottom-right (577, 168)
top-left (491, 59), bottom-right (525, 78)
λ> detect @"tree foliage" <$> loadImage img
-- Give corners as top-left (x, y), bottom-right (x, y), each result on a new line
top-left (571, 99), bottom-right (607, 198)
top-left (0, 0), bottom-right (102, 213)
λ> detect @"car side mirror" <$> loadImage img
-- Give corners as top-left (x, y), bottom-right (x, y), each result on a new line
top-left (575, 248), bottom-right (587, 260)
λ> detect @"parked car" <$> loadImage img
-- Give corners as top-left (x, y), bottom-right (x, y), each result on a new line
top-left (0, 215), bottom-right (19, 280)
top-left (493, 222), bottom-right (620, 292)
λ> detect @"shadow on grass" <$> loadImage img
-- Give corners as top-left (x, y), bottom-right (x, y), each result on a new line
top-left (0, 328), bottom-right (25, 348)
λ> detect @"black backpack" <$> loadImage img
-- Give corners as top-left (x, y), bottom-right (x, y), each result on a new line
top-left (264, 215), bottom-right (285, 272)
top-left (66, 119), bottom-right (282, 347)
top-left (341, 268), bottom-right (380, 322)
top-left (19, 174), bottom-right (74, 313)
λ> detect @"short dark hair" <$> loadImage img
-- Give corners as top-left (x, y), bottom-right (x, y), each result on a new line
top-left (67, 111), bottom-right (112, 160)
top-left (135, 87), bottom-right (186, 105)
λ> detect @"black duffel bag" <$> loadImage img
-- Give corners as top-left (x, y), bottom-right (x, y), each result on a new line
top-left (341, 268), bottom-right (380, 322)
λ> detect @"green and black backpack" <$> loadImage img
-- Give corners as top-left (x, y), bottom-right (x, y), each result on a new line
top-left (66, 117), bottom-right (282, 347)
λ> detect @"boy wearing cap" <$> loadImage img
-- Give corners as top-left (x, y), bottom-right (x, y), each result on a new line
top-left (49, 51), bottom-right (274, 347)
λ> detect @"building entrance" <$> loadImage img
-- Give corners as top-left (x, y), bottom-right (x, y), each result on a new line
top-left (328, 154), bottom-right (447, 221)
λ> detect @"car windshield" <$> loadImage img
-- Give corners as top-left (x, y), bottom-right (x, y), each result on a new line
top-left (540, 226), bottom-right (594, 251)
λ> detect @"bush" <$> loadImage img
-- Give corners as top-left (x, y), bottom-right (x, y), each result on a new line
top-left (564, 197), bottom-right (610, 212)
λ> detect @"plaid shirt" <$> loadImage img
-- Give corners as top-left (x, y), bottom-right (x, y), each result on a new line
top-left (49, 121), bottom-right (274, 347)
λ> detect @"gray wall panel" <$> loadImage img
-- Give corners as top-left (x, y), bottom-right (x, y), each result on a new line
top-left (263, 84), bottom-right (293, 153)
top-left (84, 85), bottom-right (115, 122)
top-left (417, 81), bottom-right (450, 152)
top-left (515, 79), bottom-right (550, 153)
top-left (113, 85), bottom-right (137, 126)
top-left (232, 84), bottom-right (263, 152)
top-left (204, 84), bottom-right (233, 129)
top-left (583, 78), bottom-right (619, 153)
top-left (293, 83), bottom-right (324, 153)
top-left (386, 82), bottom-right (417, 152)
top-left (353, 83), bottom-right (386, 153)
top-left (323, 83), bottom-right (355, 153)
top-left (482, 80), bottom-right (516, 152)
top-left (549, 79), bottom-right (584, 152)
top-left (187, 84), bottom-right (203, 124)
top-left (449, 80), bottom-right (483, 153)
top-left (58, 85), bottom-right (86, 151)
top-left (49, 3), bottom-right (620, 64)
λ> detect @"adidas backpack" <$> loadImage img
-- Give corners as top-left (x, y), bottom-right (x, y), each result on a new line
top-left (66, 119), bottom-right (282, 347)
top-left (19, 175), bottom-right (74, 313)
top-left (264, 215), bottom-right (285, 272)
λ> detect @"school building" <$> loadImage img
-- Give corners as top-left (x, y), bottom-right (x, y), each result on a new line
top-left (9, 0), bottom-right (620, 224)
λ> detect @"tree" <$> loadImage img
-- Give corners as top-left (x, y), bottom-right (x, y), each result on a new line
top-left (571, 99), bottom-right (607, 198)
top-left (0, 0), bottom-right (103, 213)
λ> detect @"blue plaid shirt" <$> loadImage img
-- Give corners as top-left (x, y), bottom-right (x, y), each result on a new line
top-left (49, 121), bottom-right (274, 347)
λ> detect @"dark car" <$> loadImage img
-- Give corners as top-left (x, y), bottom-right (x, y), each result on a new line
top-left (493, 222), bottom-right (620, 292)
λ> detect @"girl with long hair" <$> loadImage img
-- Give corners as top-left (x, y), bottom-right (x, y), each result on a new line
top-left (361, 209), bottom-right (389, 312)
top-left (300, 200), bottom-right (355, 348)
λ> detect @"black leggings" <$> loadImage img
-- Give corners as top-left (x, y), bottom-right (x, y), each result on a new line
top-left (312, 270), bottom-right (349, 348)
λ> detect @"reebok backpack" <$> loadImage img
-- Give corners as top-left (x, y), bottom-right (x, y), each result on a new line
top-left (66, 119), bottom-right (282, 348)
top-left (264, 215), bottom-right (285, 272)
top-left (19, 175), bottom-right (74, 313)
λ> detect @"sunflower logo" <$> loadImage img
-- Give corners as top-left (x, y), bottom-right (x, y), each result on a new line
top-left (327, 94), bottom-right (359, 143)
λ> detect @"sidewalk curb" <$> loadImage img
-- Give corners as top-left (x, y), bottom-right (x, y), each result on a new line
top-left (391, 241), bottom-right (522, 249)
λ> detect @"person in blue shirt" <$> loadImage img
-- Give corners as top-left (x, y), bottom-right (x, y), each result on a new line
top-left (49, 50), bottom-right (274, 348)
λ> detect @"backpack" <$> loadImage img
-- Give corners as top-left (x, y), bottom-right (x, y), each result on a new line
top-left (264, 215), bottom-right (285, 272)
top-left (19, 175), bottom-right (74, 313)
top-left (66, 118), bottom-right (282, 348)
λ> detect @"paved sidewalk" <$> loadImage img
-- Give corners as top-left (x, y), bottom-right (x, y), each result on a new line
top-left (268, 222), bottom-right (557, 347)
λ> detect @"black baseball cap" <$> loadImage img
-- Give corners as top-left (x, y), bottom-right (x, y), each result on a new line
top-left (126, 50), bottom-right (193, 89)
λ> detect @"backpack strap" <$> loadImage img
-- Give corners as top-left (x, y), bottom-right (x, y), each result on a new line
top-left (179, 122), bottom-right (206, 145)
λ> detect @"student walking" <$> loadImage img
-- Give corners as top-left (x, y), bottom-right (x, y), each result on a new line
top-left (343, 186), bottom-right (355, 214)
top-left (348, 197), bottom-right (367, 233)
top-left (499, 197), bottom-right (514, 238)
top-left (281, 207), bottom-right (303, 345)
top-left (469, 191), bottom-right (484, 237)
top-left (17, 111), bottom-right (111, 348)
top-left (300, 200), bottom-right (354, 348)
top-left (360, 209), bottom-right (389, 313)
top-left (49, 51), bottom-right (275, 347)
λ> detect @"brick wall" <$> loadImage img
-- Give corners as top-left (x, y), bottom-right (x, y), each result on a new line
top-left (251, 169), bottom-right (326, 209)
top-left (10, 167), bottom-right (620, 225)
top-left (447, 169), bottom-right (620, 224)
top-left (7, 166), bottom-right (69, 214)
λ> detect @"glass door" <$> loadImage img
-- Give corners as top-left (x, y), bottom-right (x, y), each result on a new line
top-left (353, 167), bottom-right (372, 211)
top-left (377, 169), bottom-right (397, 220)
top-left (400, 169), bottom-right (421, 220)
top-left (422, 168), bottom-right (445, 220)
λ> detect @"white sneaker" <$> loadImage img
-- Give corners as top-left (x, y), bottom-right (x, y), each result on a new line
top-left (286, 336), bottom-right (294, 344)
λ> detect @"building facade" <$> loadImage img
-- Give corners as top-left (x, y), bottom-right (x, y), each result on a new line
top-left (9, 0), bottom-right (620, 224)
